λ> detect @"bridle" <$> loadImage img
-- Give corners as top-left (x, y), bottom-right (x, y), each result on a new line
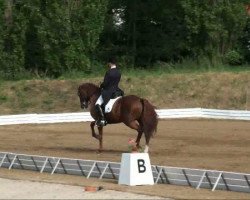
top-left (78, 90), bottom-right (90, 109)
top-left (78, 84), bottom-right (101, 109)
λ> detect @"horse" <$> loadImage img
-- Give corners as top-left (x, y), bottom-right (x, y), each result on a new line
top-left (77, 83), bottom-right (158, 153)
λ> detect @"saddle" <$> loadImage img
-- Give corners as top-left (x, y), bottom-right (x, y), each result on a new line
top-left (104, 96), bottom-right (122, 113)
top-left (112, 88), bottom-right (124, 99)
top-left (103, 89), bottom-right (124, 113)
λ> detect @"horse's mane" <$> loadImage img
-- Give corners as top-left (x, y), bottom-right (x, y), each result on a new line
top-left (78, 82), bottom-right (100, 97)
top-left (85, 83), bottom-right (99, 90)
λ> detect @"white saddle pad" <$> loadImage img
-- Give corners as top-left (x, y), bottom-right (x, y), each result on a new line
top-left (105, 96), bottom-right (122, 113)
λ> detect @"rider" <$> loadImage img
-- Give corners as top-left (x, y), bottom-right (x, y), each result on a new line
top-left (95, 57), bottom-right (121, 127)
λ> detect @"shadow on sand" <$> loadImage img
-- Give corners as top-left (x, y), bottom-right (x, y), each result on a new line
top-left (37, 146), bottom-right (126, 155)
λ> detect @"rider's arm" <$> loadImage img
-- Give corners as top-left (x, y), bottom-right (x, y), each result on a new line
top-left (100, 71), bottom-right (110, 89)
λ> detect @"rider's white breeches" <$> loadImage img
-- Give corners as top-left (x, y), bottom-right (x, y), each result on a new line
top-left (95, 95), bottom-right (104, 105)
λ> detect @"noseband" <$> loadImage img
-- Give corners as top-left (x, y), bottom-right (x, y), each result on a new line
top-left (81, 96), bottom-right (90, 109)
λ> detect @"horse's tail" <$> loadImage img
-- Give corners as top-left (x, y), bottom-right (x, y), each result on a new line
top-left (140, 98), bottom-right (158, 142)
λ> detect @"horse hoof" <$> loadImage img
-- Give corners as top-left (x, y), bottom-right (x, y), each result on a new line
top-left (136, 145), bottom-right (142, 150)
top-left (97, 150), bottom-right (102, 154)
top-left (144, 145), bottom-right (149, 153)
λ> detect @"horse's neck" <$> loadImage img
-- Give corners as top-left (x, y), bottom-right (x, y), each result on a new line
top-left (90, 91), bottom-right (101, 108)
top-left (92, 93), bottom-right (100, 103)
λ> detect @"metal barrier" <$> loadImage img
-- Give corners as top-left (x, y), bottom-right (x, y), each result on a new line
top-left (0, 152), bottom-right (249, 193)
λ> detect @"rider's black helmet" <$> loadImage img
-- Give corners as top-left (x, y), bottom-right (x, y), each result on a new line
top-left (108, 57), bottom-right (116, 65)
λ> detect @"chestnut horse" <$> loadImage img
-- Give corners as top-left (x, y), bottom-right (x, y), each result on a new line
top-left (78, 83), bottom-right (158, 152)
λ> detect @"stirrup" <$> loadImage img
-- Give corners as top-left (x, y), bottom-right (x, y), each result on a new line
top-left (96, 119), bottom-right (107, 127)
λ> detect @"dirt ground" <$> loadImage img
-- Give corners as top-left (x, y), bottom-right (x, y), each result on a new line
top-left (0, 177), bottom-right (165, 199)
top-left (0, 119), bottom-right (250, 199)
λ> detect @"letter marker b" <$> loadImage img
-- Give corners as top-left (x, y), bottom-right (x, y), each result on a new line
top-left (137, 159), bottom-right (146, 173)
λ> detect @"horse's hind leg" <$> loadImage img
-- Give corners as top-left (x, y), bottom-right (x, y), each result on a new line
top-left (136, 131), bottom-right (143, 148)
top-left (124, 120), bottom-right (143, 149)
top-left (137, 122), bottom-right (150, 153)
top-left (97, 126), bottom-right (103, 152)
top-left (90, 121), bottom-right (99, 140)
top-left (144, 133), bottom-right (150, 153)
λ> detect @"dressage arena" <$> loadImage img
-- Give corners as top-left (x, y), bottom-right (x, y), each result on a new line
top-left (0, 119), bottom-right (250, 199)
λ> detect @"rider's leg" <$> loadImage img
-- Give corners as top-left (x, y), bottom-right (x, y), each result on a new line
top-left (95, 96), bottom-right (107, 127)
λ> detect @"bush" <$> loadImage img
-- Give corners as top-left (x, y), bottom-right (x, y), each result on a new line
top-left (224, 50), bottom-right (243, 66)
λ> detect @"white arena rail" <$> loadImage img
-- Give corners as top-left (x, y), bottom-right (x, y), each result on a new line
top-left (0, 152), bottom-right (250, 193)
top-left (0, 108), bottom-right (250, 125)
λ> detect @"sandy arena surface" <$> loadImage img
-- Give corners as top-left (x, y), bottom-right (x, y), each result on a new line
top-left (0, 177), bottom-right (166, 199)
top-left (0, 119), bottom-right (250, 199)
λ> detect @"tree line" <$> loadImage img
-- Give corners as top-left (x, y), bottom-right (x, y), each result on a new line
top-left (0, 0), bottom-right (249, 79)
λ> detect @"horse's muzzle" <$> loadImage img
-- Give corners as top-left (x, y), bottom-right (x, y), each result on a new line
top-left (81, 102), bottom-right (88, 109)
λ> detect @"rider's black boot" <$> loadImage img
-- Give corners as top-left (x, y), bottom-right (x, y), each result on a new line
top-left (95, 105), bottom-right (107, 127)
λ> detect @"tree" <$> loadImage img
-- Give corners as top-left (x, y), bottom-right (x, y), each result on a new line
top-left (0, 0), bottom-right (27, 79)
top-left (64, 0), bottom-right (109, 74)
top-left (126, 0), bottom-right (188, 66)
top-left (0, 0), bottom-right (5, 72)
top-left (1, 0), bottom-right (109, 78)
top-left (35, 0), bottom-right (108, 77)
top-left (240, 17), bottom-right (250, 63)
top-left (99, 0), bottom-right (249, 67)
top-left (181, 0), bottom-right (248, 65)
top-left (99, 0), bottom-right (189, 67)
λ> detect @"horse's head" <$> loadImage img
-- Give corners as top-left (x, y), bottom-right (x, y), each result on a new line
top-left (78, 83), bottom-right (100, 109)
top-left (78, 86), bottom-right (89, 109)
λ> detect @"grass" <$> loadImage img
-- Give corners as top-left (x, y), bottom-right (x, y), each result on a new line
top-left (0, 95), bottom-right (8, 103)
top-left (0, 61), bottom-right (249, 82)
top-left (45, 58), bottom-right (248, 80)
top-left (0, 63), bottom-right (249, 114)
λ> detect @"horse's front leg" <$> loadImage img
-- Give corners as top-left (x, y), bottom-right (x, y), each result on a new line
top-left (136, 131), bottom-right (143, 149)
top-left (97, 126), bottom-right (103, 152)
top-left (90, 121), bottom-right (99, 140)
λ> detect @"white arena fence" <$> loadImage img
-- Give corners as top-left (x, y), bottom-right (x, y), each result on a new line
top-left (0, 152), bottom-right (250, 193)
top-left (0, 108), bottom-right (250, 125)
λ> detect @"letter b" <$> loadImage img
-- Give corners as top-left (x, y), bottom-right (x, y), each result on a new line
top-left (137, 159), bottom-right (146, 173)
top-left (119, 153), bottom-right (154, 185)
